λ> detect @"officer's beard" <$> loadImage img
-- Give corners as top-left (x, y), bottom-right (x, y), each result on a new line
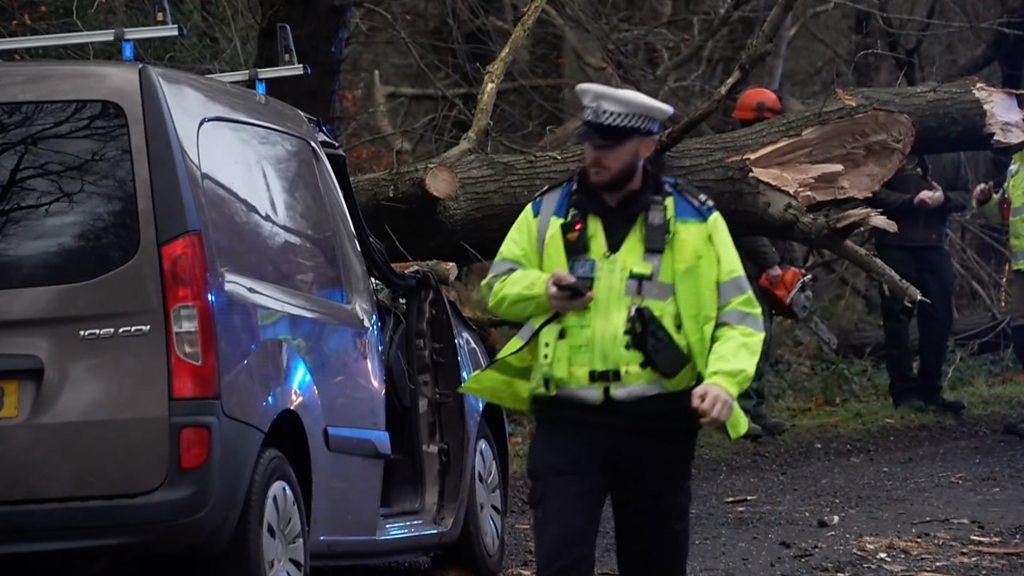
top-left (582, 158), bottom-right (642, 195)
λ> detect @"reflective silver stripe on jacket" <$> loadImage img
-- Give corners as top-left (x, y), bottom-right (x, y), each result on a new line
top-left (484, 259), bottom-right (524, 289)
top-left (1012, 204), bottom-right (1024, 219)
top-left (718, 275), bottom-right (752, 305)
top-left (716, 309), bottom-right (764, 332)
top-left (555, 382), bottom-right (668, 404)
top-left (625, 278), bottom-right (674, 301)
top-left (515, 321), bottom-right (539, 343)
top-left (609, 382), bottom-right (667, 401)
top-left (554, 387), bottom-right (604, 404)
top-left (536, 189), bottom-right (564, 257)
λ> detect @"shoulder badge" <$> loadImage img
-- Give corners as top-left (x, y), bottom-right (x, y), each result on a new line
top-left (532, 177), bottom-right (575, 218)
top-left (663, 176), bottom-right (715, 221)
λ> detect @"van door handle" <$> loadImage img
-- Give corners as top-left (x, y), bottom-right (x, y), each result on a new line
top-left (356, 336), bottom-right (369, 359)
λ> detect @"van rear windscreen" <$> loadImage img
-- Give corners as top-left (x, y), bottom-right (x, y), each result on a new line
top-left (0, 101), bottom-right (138, 290)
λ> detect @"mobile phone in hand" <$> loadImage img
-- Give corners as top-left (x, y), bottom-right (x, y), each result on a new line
top-left (556, 280), bottom-right (590, 299)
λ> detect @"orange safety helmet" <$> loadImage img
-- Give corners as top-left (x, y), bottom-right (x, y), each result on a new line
top-left (733, 87), bottom-right (783, 121)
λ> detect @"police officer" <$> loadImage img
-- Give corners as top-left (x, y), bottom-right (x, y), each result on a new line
top-left (461, 84), bottom-right (764, 575)
top-left (973, 148), bottom-right (1024, 438)
top-left (871, 156), bottom-right (968, 413)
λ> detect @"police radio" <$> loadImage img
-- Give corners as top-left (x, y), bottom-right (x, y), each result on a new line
top-left (625, 306), bottom-right (688, 379)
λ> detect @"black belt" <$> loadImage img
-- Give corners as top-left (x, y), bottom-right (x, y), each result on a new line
top-left (588, 369), bottom-right (622, 383)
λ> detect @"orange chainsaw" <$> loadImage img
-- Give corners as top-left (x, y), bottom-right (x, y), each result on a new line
top-left (757, 266), bottom-right (838, 353)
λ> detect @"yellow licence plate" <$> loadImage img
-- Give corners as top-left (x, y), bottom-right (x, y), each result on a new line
top-left (0, 380), bottom-right (18, 419)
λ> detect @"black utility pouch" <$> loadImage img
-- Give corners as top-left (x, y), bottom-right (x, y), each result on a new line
top-left (625, 306), bottom-right (689, 379)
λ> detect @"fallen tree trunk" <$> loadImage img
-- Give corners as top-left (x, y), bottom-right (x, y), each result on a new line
top-left (353, 81), bottom-right (1024, 301)
top-left (355, 81), bottom-right (1023, 256)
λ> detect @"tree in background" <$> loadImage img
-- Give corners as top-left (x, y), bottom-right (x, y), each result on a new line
top-left (3, 0), bottom-right (1024, 357)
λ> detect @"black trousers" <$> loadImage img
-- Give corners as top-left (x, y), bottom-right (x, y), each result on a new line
top-left (877, 245), bottom-right (954, 401)
top-left (528, 393), bottom-right (700, 576)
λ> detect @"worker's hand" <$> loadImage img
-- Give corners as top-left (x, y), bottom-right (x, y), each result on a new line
top-left (927, 182), bottom-right (945, 207)
top-left (914, 185), bottom-right (945, 209)
top-left (691, 383), bottom-right (734, 427)
top-left (973, 182), bottom-right (993, 204)
top-left (766, 265), bottom-right (783, 284)
top-left (547, 270), bottom-right (593, 313)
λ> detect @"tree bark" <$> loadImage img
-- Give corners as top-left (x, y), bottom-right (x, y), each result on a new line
top-left (354, 81), bottom-right (1024, 264)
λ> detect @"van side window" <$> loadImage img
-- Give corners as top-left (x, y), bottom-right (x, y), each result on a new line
top-left (197, 121), bottom-right (347, 304)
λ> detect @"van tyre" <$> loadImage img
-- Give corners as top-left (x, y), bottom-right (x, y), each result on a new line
top-left (225, 447), bottom-right (309, 576)
top-left (453, 420), bottom-right (506, 575)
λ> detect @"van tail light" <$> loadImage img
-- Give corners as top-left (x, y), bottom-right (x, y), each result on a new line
top-left (160, 233), bottom-right (219, 399)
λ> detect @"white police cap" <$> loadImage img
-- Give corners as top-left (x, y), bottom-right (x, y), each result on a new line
top-left (575, 83), bottom-right (675, 138)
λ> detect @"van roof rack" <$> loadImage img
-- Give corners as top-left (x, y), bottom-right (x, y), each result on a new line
top-left (0, 25), bottom-right (185, 61)
top-left (205, 24), bottom-right (309, 95)
top-left (0, 0), bottom-right (181, 61)
top-left (0, 8), bottom-right (309, 96)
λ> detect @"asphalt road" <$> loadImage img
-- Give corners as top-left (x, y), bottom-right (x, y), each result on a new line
top-left (9, 415), bottom-right (1024, 576)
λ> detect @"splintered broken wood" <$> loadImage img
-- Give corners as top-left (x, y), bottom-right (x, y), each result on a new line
top-left (733, 110), bottom-right (914, 208)
top-left (830, 206), bottom-right (897, 232)
top-left (974, 83), bottom-right (1024, 147)
top-left (392, 260), bottom-right (458, 284)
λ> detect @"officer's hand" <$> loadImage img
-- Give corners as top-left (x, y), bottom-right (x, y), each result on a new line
top-left (691, 383), bottom-right (734, 427)
top-left (547, 271), bottom-right (593, 313)
top-left (766, 265), bottom-right (783, 284)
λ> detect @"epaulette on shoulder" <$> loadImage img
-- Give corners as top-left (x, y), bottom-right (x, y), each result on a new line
top-left (531, 177), bottom-right (575, 218)
top-left (663, 176), bottom-right (716, 221)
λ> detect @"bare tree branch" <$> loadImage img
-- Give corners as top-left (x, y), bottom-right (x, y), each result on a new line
top-left (435, 0), bottom-right (548, 165)
top-left (357, 2), bottom-right (472, 118)
top-left (380, 78), bottom-right (573, 98)
top-left (657, 0), bottom-right (798, 154)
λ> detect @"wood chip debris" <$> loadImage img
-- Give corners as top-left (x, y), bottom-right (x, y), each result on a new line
top-left (968, 546), bottom-right (1024, 555)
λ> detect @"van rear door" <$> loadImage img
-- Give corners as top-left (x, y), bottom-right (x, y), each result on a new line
top-left (0, 64), bottom-right (169, 502)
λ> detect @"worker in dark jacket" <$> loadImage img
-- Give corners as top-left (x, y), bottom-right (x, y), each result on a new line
top-left (733, 236), bottom-right (789, 437)
top-left (731, 87), bottom-right (790, 437)
top-left (871, 155), bottom-right (968, 413)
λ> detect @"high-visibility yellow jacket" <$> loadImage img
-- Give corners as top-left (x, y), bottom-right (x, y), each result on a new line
top-left (1006, 151), bottom-right (1024, 271)
top-left (459, 176), bottom-right (764, 439)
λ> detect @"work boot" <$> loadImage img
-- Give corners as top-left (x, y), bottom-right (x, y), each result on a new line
top-left (744, 421), bottom-right (765, 441)
top-left (1004, 419), bottom-right (1024, 438)
top-left (751, 412), bottom-right (790, 436)
top-left (921, 394), bottom-right (966, 415)
top-left (893, 396), bottom-right (927, 413)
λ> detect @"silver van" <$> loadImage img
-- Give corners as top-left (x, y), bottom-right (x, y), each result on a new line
top-left (0, 61), bottom-right (508, 576)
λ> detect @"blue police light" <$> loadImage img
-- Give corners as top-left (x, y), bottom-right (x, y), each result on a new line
top-left (121, 40), bottom-right (135, 61)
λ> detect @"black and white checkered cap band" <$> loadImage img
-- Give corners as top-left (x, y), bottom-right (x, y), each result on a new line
top-left (582, 106), bottom-right (661, 134)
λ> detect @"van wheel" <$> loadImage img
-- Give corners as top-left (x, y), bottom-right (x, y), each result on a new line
top-left (453, 420), bottom-right (506, 575)
top-left (225, 448), bottom-right (309, 576)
